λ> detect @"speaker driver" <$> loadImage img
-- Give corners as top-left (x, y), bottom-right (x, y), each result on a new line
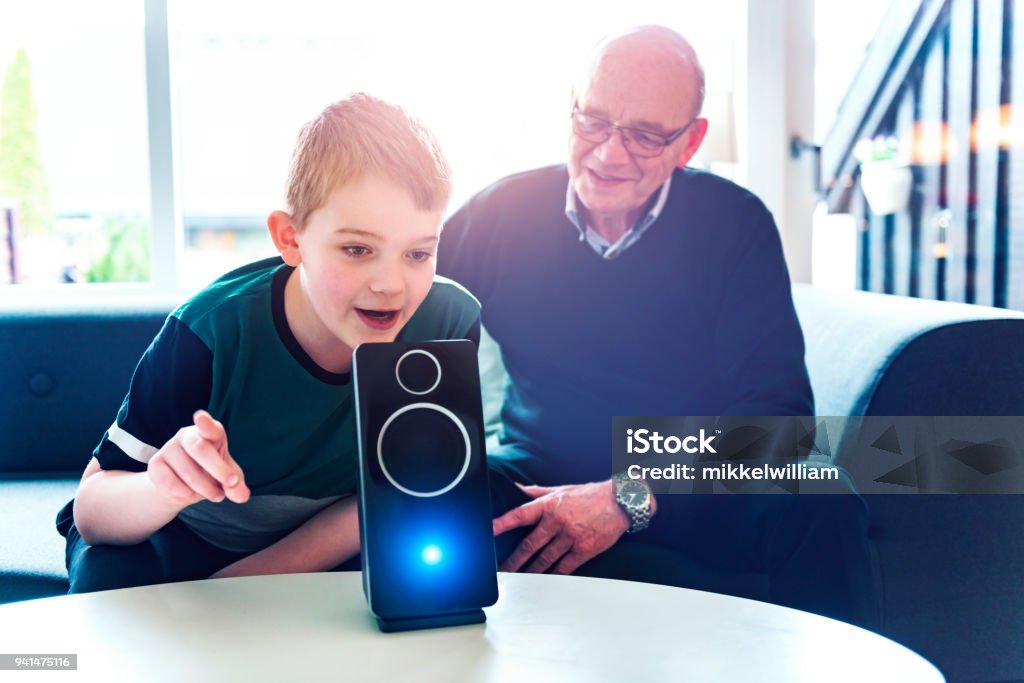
top-left (377, 402), bottom-right (471, 497)
top-left (395, 350), bottom-right (441, 395)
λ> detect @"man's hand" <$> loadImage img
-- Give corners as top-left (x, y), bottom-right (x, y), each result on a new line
top-left (147, 410), bottom-right (250, 509)
top-left (493, 480), bottom-right (631, 575)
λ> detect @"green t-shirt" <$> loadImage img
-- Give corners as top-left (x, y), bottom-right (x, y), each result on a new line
top-left (89, 257), bottom-right (480, 552)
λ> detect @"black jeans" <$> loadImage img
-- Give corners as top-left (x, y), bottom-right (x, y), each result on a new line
top-left (65, 518), bottom-right (249, 595)
top-left (63, 516), bottom-right (363, 595)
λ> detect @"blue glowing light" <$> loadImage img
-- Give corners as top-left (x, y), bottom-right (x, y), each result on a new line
top-left (421, 544), bottom-right (443, 565)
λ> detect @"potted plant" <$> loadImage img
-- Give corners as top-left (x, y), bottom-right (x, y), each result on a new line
top-left (854, 135), bottom-right (913, 216)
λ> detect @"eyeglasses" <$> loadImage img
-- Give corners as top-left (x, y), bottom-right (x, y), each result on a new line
top-left (570, 104), bottom-right (696, 158)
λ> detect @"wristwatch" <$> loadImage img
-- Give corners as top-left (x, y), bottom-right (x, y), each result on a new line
top-left (612, 472), bottom-right (652, 534)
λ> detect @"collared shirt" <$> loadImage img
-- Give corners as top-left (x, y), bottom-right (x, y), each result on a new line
top-left (564, 176), bottom-right (672, 259)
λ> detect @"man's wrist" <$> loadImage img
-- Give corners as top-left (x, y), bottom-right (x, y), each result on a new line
top-left (609, 474), bottom-right (658, 515)
top-left (606, 479), bottom-right (632, 533)
top-left (612, 472), bottom-right (653, 533)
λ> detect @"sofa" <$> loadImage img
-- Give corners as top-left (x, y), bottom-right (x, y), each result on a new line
top-left (797, 287), bottom-right (1024, 683)
top-left (3, 285), bottom-right (1024, 683)
top-left (1, 292), bottom-right (182, 602)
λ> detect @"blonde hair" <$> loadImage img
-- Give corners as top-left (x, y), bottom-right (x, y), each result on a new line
top-left (285, 93), bottom-right (451, 229)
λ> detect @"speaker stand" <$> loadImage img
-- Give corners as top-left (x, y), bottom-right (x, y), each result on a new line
top-left (377, 609), bottom-right (486, 633)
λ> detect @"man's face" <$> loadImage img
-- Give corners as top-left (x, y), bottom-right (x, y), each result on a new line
top-left (568, 52), bottom-right (701, 224)
top-left (289, 175), bottom-right (442, 369)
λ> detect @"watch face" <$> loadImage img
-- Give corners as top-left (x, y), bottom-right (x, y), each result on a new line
top-left (619, 480), bottom-right (649, 507)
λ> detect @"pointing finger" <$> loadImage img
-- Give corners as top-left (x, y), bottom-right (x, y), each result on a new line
top-left (183, 428), bottom-right (239, 489)
top-left (221, 452), bottom-right (250, 503)
top-left (193, 410), bottom-right (227, 447)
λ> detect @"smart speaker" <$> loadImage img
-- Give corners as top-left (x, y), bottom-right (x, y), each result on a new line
top-left (352, 340), bottom-right (498, 632)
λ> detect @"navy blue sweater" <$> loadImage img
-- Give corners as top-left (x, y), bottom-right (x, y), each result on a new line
top-left (439, 165), bottom-right (812, 486)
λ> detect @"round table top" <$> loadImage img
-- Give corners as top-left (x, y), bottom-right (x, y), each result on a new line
top-left (0, 572), bottom-right (943, 682)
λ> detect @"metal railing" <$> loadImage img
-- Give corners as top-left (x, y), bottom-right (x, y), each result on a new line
top-left (821, 0), bottom-right (1021, 310)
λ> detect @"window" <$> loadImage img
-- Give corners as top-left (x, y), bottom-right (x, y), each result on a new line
top-left (0, 1), bottom-right (149, 286)
top-left (814, 1), bottom-right (893, 140)
top-left (4, 0), bottom-right (743, 290)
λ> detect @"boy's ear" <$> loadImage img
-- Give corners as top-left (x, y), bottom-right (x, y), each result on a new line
top-left (268, 210), bottom-right (302, 267)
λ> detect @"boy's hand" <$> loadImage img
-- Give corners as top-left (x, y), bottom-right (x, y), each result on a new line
top-left (147, 410), bottom-right (251, 508)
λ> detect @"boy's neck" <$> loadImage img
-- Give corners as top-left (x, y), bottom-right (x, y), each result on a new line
top-left (283, 267), bottom-right (354, 375)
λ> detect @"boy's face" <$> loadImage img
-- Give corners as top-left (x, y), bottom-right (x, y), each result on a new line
top-left (273, 174), bottom-right (443, 372)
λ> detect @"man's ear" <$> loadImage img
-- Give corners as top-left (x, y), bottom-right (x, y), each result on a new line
top-left (268, 210), bottom-right (302, 267)
top-left (676, 118), bottom-right (709, 168)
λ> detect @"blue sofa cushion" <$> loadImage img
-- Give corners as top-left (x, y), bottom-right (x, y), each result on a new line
top-left (0, 295), bottom-right (177, 473)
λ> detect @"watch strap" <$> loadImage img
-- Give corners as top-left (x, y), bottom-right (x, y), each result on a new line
top-left (613, 472), bottom-right (652, 534)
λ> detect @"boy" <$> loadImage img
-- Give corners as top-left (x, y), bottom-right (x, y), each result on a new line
top-left (55, 93), bottom-right (481, 592)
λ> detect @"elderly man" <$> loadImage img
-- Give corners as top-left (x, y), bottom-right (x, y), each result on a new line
top-left (438, 26), bottom-right (875, 627)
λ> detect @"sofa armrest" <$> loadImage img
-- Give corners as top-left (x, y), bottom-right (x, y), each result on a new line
top-left (793, 284), bottom-right (1024, 417)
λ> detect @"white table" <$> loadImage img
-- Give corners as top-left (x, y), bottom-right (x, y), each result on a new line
top-left (0, 572), bottom-right (943, 682)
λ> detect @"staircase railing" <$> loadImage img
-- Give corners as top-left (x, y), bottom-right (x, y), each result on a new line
top-left (820, 0), bottom-right (1020, 309)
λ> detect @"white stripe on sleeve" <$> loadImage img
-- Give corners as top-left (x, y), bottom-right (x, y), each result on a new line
top-left (106, 421), bottom-right (160, 463)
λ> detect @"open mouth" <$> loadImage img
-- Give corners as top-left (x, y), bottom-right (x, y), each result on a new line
top-left (356, 308), bottom-right (400, 330)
